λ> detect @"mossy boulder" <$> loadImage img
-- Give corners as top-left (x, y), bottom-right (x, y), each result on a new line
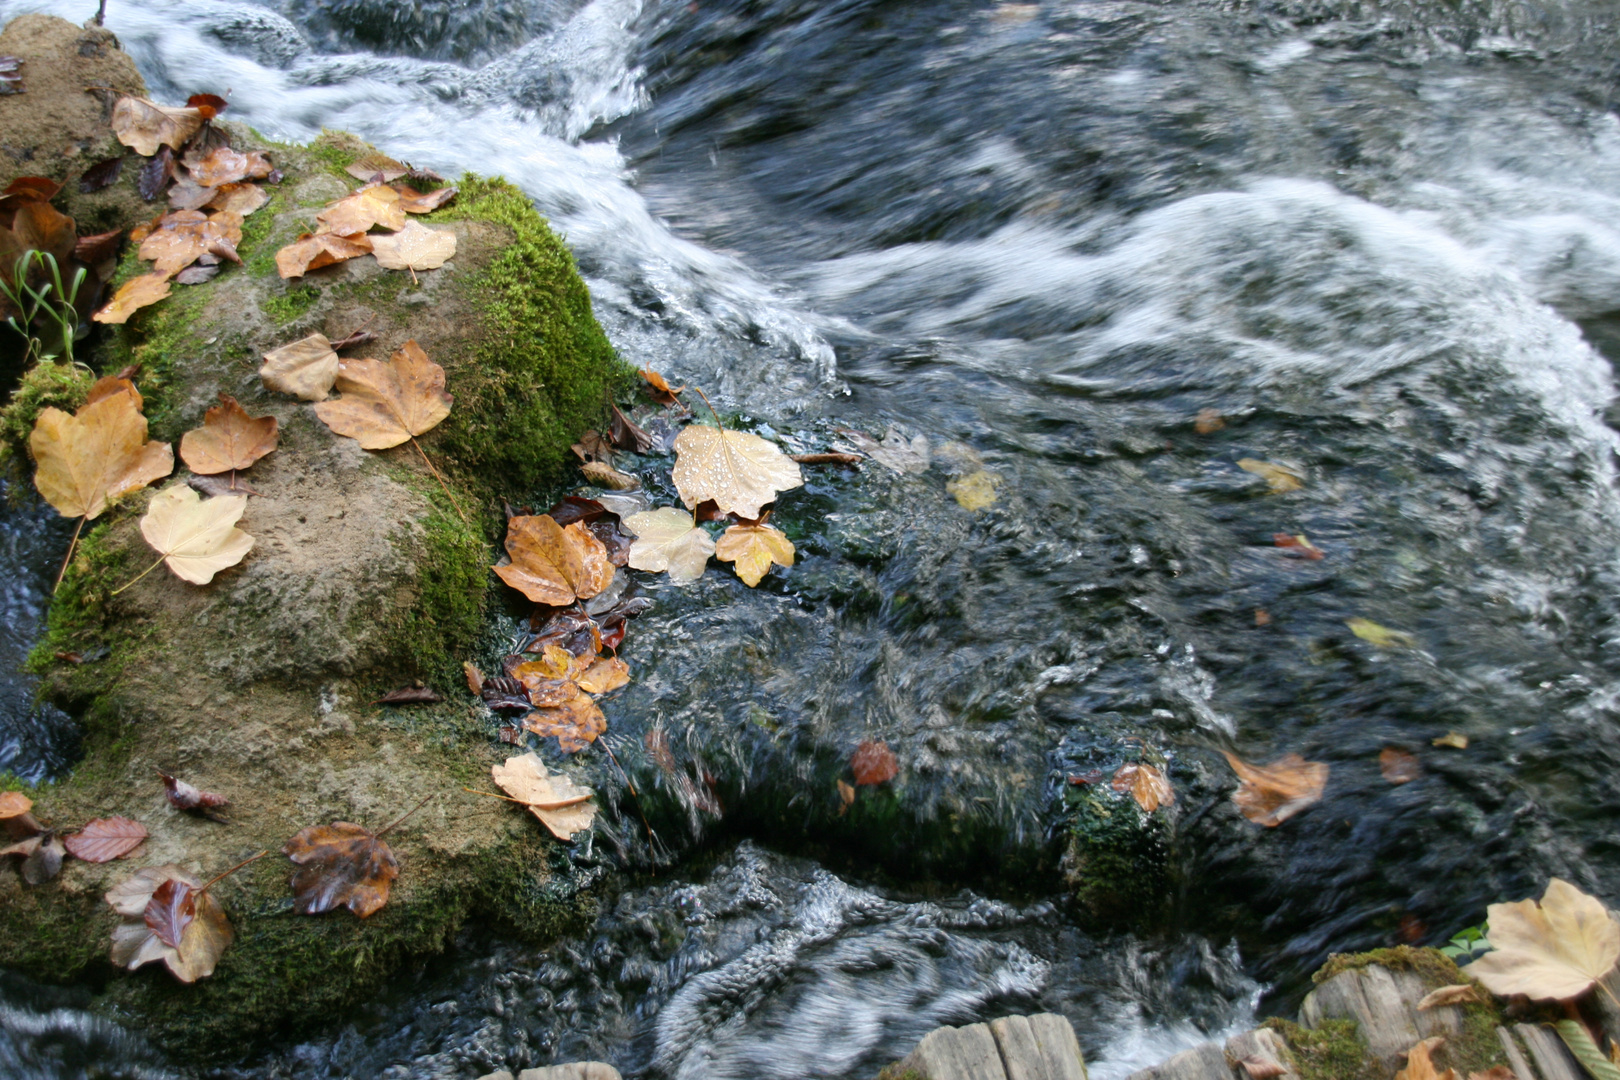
top-left (0, 124), bottom-right (628, 1060)
top-left (1060, 774), bottom-right (1173, 926)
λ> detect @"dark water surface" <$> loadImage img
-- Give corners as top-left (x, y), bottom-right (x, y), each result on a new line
top-left (4, 0), bottom-right (1620, 1076)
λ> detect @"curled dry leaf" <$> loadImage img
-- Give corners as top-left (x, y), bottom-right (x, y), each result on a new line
top-left (370, 220), bottom-right (457, 271)
top-left (139, 487), bottom-right (253, 585)
top-left (1466, 877), bottom-right (1620, 1001)
top-left (640, 367), bottom-right (685, 403)
top-left (160, 771), bottom-right (229, 812)
top-left (1222, 751), bottom-right (1328, 827)
top-left (346, 153), bottom-right (408, 183)
top-left (582, 460), bottom-right (639, 490)
top-left (1416, 984), bottom-right (1484, 1010)
top-left (393, 184), bottom-right (458, 214)
top-left (275, 230), bottom-right (374, 278)
top-left (1237, 458), bottom-right (1305, 493)
top-left (463, 660), bottom-right (485, 695)
top-left (1349, 618), bottom-right (1418, 648)
top-left (283, 821), bottom-right (401, 918)
top-left (672, 425), bottom-right (803, 520)
top-left (62, 816), bottom-right (148, 862)
top-left (947, 470), bottom-right (1002, 511)
top-left (1112, 763), bottom-right (1175, 813)
top-left (715, 523), bottom-right (794, 587)
top-left (105, 865), bottom-right (231, 982)
top-left (179, 394), bottom-right (278, 475)
top-left (1395, 1037), bottom-right (1456, 1080)
top-left (29, 387), bottom-right (173, 519)
top-left (851, 740), bottom-right (899, 786)
top-left (1380, 747), bottom-right (1421, 785)
top-left (490, 752), bottom-right (597, 841)
top-left (576, 656), bottom-right (630, 695)
top-left (313, 340), bottom-right (452, 450)
top-left (494, 515), bottom-right (615, 605)
top-left (5, 832), bottom-right (64, 885)
top-left (317, 183), bottom-right (406, 234)
top-left (111, 96), bottom-right (204, 156)
top-left (624, 507), bottom-right (715, 584)
top-left (522, 687), bottom-right (608, 753)
top-left (1434, 732), bottom-right (1469, 750)
top-left (93, 272), bottom-right (172, 324)
top-left (261, 333), bottom-right (339, 401)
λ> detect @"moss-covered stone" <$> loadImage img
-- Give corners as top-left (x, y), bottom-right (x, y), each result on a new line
top-left (1060, 783), bottom-right (1172, 925)
top-left (1264, 1018), bottom-right (1381, 1080)
top-left (0, 358), bottom-right (94, 476)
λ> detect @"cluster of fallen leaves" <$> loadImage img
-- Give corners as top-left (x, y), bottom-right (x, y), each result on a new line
top-left (0, 791), bottom-right (146, 885)
top-left (0, 175), bottom-right (122, 334)
top-left (275, 154), bottom-right (457, 280)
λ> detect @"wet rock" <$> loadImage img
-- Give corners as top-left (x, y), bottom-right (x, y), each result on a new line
top-left (1511, 1024), bottom-right (1582, 1080)
top-left (1299, 960), bottom-right (1465, 1071)
top-left (896, 1013), bottom-right (1087, 1080)
top-left (1125, 1041), bottom-right (1232, 1080)
top-left (516, 1065), bottom-right (623, 1080)
top-left (1224, 1028), bottom-right (1298, 1080)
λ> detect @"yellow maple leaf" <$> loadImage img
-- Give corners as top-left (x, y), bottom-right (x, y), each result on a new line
top-left (313, 340), bottom-right (452, 449)
top-left (370, 221), bottom-right (456, 271)
top-left (714, 523), bottom-right (794, 587)
top-left (671, 425), bottom-right (802, 520)
top-left (136, 486), bottom-right (254, 585)
top-left (29, 387), bottom-right (173, 520)
top-left (1467, 878), bottom-right (1620, 1002)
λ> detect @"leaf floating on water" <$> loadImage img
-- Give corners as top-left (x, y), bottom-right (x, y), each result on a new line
top-left (851, 740), bottom-right (899, 786)
top-left (1274, 533), bottom-right (1324, 560)
top-left (1221, 751), bottom-right (1328, 827)
top-left (640, 368), bottom-right (685, 404)
top-left (179, 394), bottom-right (278, 475)
top-left (837, 779), bottom-right (856, 815)
top-left (111, 96), bottom-right (205, 156)
top-left (844, 428), bottom-right (930, 474)
top-left (62, 816), bottom-right (148, 862)
top-left (1112, 763), bottom-right (1175, 813)
top-left (105, 865), bottom-right (232, 982)
top-left (1433, 732), bottom-right (1469, 750)
top-left (93, 272), bottom-right (172, 324)
top-left (283, 822), bottom-right (401, 918)
top-left (138, 487), bottom-right (253, 585)
top-left (521, 688), bottom-right (607, 753)
top-left (313, 340), bottom-right (452, 449)
top-left (1466, 878), bottom-right (1620, 1002)
top-left (494, 515), bottom-right (615, 606)
top-left (370, 220), bottom-right (456, 271)
top-left (672, 425), bottom-right (803, 520)
top-left (260, 333), bottom-right (339, 401)
top-left (715, 523), bottom-right (794, 587)
top-left (1348, 618), bottom-right (1417, 648)
top-left (624, 507), bottom-right (715, 584)
top-left (947, 470), bottom-right (1002, 511)
top-left (1195, 408), bottom-right (1225, 434)
top-left (490, 752), bottom-right (597, 841)
top-left (275, 230), bottom-right (374, 278)
top-left (29, 386), bottom-right (173, 519)
top-left (575, 656), bottom-right (630, 695)
top-left (1237, 458), bottom-right (1304, 493)
top-left (1380, 747), bottom-right (1420, 785)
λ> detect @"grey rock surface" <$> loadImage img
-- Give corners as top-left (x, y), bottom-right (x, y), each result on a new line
top-left (1513, 1024), bottom-right (1583, 1080)
top-left (900, 1013), bottom-right (1088, 1080)
top-left (1225, 1027), bottom-right (1299, 1080)
top-left (1299, 963), bottom-right (1465, 1071)
top-left (1125, 1040), bottom-right (1233, 1080)
top-left (902, 1022), bottom-right (1008, 1080)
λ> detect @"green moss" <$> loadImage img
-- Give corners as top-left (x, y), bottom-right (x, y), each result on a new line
top-left (1313, 945), bottom-right (1466, 986)
top-left (100, 282), bottom-right (213, 442)
top-left (261, 283), bottom-right (320, 325)
top-left (427, 175), bottom-right (632, 493)
top-left (0, 359), bottom-right (96, 474)
top-left (306, 129), bottom-right (373, 180)
top-left (25, 521), bottom-right (131, 678)
top-left (1264, 1018), bottom-right (1379, 1080)
top-left (875, 1067), bottom-right (926, 1080)
top-left (1062, 786), bottom-right (1171, 925)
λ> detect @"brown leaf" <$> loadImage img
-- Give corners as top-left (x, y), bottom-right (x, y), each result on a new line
top-left (206, 182), bottom-right (269, 217)
top-left (715, 523), bottom-right (795, 587)
top-left (1396, 1037), bottom-right (1457, 1080)
top-left (0, 791), bottom-right (40, 839)
top-left (105, 865), bottom-right (231, 982)
top-left (393, 183), bottom-right (457, 214)
top-left (78, 156), bottom-right (124, 193)
top-left (375, 686), bottom-right (440, 704)
top-left (522, 688), bottom-right (608, 754)
top-left (588, 517), bottom-right (634, 568)
top-left (1223, 751), bottom-right (1328, 826)
top-left (261, 333), bottom-right (339, 401)
top-left (111, 96), bottom-right (205, 157)
top-left (370, 220), bottom-right (456, 271)
top-left (313, 340), bottom-right (452, 449)
top-left (174, 264), bottom-right (219, 286)
top-left (179, 394), bottom-right (278, 475)
top-left (494, 515), bottom-right (615, 606)
top-left (283, 822), bottom-right (401, 918)
top-left (572, 430), bottom-right (615, 463)
top-left (609, 404), bottom-right (653, 452)
top-left (640, 368), bottom-right (685, 404)
top-left (463, 661), bottom-right (485, 695)
top-left (1112, 763), bottom-right (1175, 813)
top-left (1467, 1070), bottom-right (1517, 1080)
top-left (1274, 532), bottom-right (1324, 559)
top-left (139, 147), bottom-right (175, 201)
top-left (852, 740), bottom-right (899, 786)
top-left (184, 146), bottom-right (271, 187)
top-left (1380, 747), bottom-right (1421, 785)
top-left (582, 460), bottom-right (639, 490)
top-left (185, 93), bottom-right (229, 118)
top-left (345, 153), bottom-right (408, 183)
top-left (490, 752), bottom-right (597, 840)
top-left (159, 771), bottom-right (228, 812)
top-left (74, 228), bottom-right (123, 269)
top-left (576, 656), bottom-right (630, 695)
top-left (138, 209), bottom-right (235, 277)
top-left (62, 816), bottom-right (148, 862)
top-left (144, 877), bottom-right (197, 947)
top-left (548, 496), bottom-right (609, 525)
top-left (329, 328), bottom-right (375, 351)
top-left (1238, 458), bottom-right (1305, 493)
top-left (1236, 1057), bottom-right (1287, 1080)
top-left (92, 272), bottom-right (172, 324)
top-left (166, 177), bottom-right (217, 211)
top-left (1417, 984), bottom-right (1484, 1010)
top-left (21, 833), bottom-right (64, 884)
top-left (1, 175), bottom-right (59, 202)
top-left (837, 779), bottom-right (856, 815)
top-left (790, 452), bottom-right (863, 465)
top-left (12, 199), bottom-right (76, 264)
top-left (317, 183), bottom-right (406, 235)
top-left (480, 674), bottom-right (532, 712)
top-left (274, 230), bottom-right (373, 278)
top-left (1195, 408), bottom-right (1226, 434)
top-left (28, 386), bottom-right (173, 519)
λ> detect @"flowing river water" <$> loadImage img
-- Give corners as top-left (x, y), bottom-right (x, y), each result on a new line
top-left (6, 0), bottom-right (1620, 1076)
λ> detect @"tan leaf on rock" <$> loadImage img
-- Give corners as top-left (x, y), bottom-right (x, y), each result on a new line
top-left (490, 752), bottom-right (597, 840)
top-left (85, 375), bottom-right (143, 410)
top-left (167, 177), bottom-right (218, 211)
top-left (111, 96), bottom-right (205, 156)
top-left (29, 390), bottom-right (173, 520)
top-left (1466, 878), bottom-right (1620, 1001)
top-left (346, 153), bottom-right (408, 183)
top-left (624, 507), bottom-right (715, 583)
top-left (179, 394), bottom-right (278, 475)
top-left (138, 487), bottom-right (254, 585)
top-left (138, 210), bottom-right (238, 278)
top-left (1112, 763), bottom-right (1175, 813)
top-left (1222, 750), bottom-right (1329, 827)
top-left (715, 523), bottom-right (794, 587)
top-left (205, 182), bottom-right (269, 217)
top-left (209, 209), bottom-right (244, 246)
top-left (260, 333), bottom-right (340, 401)
top-left (522, 688), bottom-right (608, 753)
top-left (576, 656), bottom-right (630, 695)
top-left (105, 865), bottom-right (232, 982)
top-left (493, 515), bottom-right (614, 605)
top-left (275, 231), bottom-right (374, 278)
top-left (1417, 985), bottom-right (1484, 1010)
top-left (92, 272), bottom-right (172, 324)
top-left (671, 425), bottom-right (803, 520)
top-left (1238, 458), bottom-right (1305, 493)
top-left (184, 146), bottom-right (271, 188)
top-left (394, 184), bottom-right (458, 214)
top-left (316, 183), bottom-right (406, 235)
top-left (313, 340), bottom-right (452, 450)
top-left (370, 220), bottom-right (457, 271)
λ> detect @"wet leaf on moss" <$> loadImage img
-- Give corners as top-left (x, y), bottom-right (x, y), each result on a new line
top-left (62, 816), bottom-right (148, 862)
top-left (317, 183), bottom-right (406, 234)
top-left (92, 272), bottom-right (172, 324)
top-left (284, 822), bottom-right (401, 918)
top-left (28, 383), bottom-right (173, 519)
top-left (275, 230), bottom-right (373, 278)
top-left (491, 752), bottom-right (597, 841)
top-left (105, 864), bottom-right (231, 982)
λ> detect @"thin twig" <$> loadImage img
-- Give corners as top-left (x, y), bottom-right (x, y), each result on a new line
top-left (199, 849), bottom-right (268, 894)
top-left (53, 515), bottom-right (85, 594)
top-left (410, 434), bottom-right (469, 524)
top-left (374, 791), bottom-right (435, 839)
top-left (110, 552), bottom-right (165, 595)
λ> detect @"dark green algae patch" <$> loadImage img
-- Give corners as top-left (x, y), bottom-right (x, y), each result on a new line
top-left (0, 129), bottom-right (628, 1060)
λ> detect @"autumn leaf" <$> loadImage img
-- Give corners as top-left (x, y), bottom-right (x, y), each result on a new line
top-left (640, 368), bottom-right (685, 404)
top-left (672, 425), bottom-right (803, 520)
top-left (1466, 878), bottom-right (1620, 1001)
top-left (715, 523), bottom-right (794, 587)
top-left (609, 404), bottom-right (652, 453)
top-left (576, 656), bottom-right (630, 695)
top-left (370, 220), bottom-right (457, 271)
top-left (1222, 750), bottom-right (1328, 826)
top-left (494, 515), bottom-right (615, 605)
top-left (947, 470), bottom-right (1002, 511)
top-left (92, 272), bottom-right (172, 323)
top-left (1238, 458), bottom-right (1305, 493)
top-left (111, 96), bottom-right (205, 156)
top-left (275, 230), bottom-right (374, 278)
top-left (207, 182), bottom-right (269, 217)
top-left (1195, 408), bottom-right (1226, 434)
top-left (1349, 618), bottom-right (1417, 648)
top-left (582, 460), bottom-right (639, 489)
top-left (317, 183), bottom-right (406, 235)
top-left (522, 687), bottom-right (608, 753)
top-left (183, 146), bottom-right (272, 187)
top-left (624, 507), bottom-right (715, 583)
top-left (3, 832), bottom-right (64, 885)
top-left (1274, 533), bottom-right (1324, 560)
top-left (313, 340), bottom-right (452, 450)
top-left (1380, 747), bottom-right (1420, 785)
top-left (179, 394), bottom-right (278, 475)
top-left (261, 333), bottom-right (339, 401)
top-left (132, 487), bottom-right (253, 586)
top-left (1416, 985), bottom-right (1484, 1010)
top-left (159, 771), bottom-right (229, 813)
top-left (490, 752), bottom-right (597, 841)
top-left (346, 153), bottom-right (408, 183)
top-left (1112, 763), bottom-right (1175, 813)
top-left (845, 428), bottom-right (930, 474)
top-left (1395, 1037), bottom-right (1457, 1080)
top-left (75, 228), bottom-right (124, 270)
top-left (29, 388), bottom-right (173, 520)
top-left (77, 155), bottom-right (124, 193)
top-left (463, 661), bottom-right (485, 695)
top-left (852, 740), bottom-right (899, 785)
top-left (105, 865), bottom-right (231, 982)
top-left (393, 184), bottom-right (458, 214)
top-left (62, 816), bottom-right (148, 862)
top-left (284, 822), bottom-right (401, 918)
top-left (0, 791), bottom-right (40, 839)
top-left (138, 209), bottom-right (239, 277)
top-left (1434, 732), bottom-right (1469, 750)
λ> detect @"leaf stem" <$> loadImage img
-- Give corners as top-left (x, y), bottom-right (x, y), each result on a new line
top-left (199, 849), bottom-right (269, 894)
top-left (689, 385), bottom-right (725, 431)
top-left (374, 791), bottom-right (435, 839)
top-left (110, 552), bottom-right (166, 595)
top-left (1598, 977), bottom-right (1620, 1012)
top-left (409, 435), bottom-right (469, 524)
top-left (53, 514), bottom-right (85, 594)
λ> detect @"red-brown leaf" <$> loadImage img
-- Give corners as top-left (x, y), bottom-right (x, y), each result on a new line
top-left (143, 877), bottom-right (198, 947)
top-left (159, 771), bottom-right (228, 811)
top-left (185, 93), bottom-right (229, 119)
top-left (63, 816), bottom-right (148, 862)
top-left (78, 156), bottom-right (124, 193)
top-left (375, 686), bottom-right (440, 705)
top-left (138, 147), bottom-right (175, 201)
top-left (283, 822), bottom-right (400, 918)
top-left (75, 228), bottom-right (123, 267)
top-left (851, 740), bottom-right (899, 786)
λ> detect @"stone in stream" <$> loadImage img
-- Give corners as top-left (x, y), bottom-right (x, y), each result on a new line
top-left (476, 1065), bottom-right (623, 1080)
top-left (893, 1012), bottom-right (1087, 1080)
top-left (1299, 959), bottom-right (1467, 1072)
top-left (1125, 1041), bottom-right (1231, 1080)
